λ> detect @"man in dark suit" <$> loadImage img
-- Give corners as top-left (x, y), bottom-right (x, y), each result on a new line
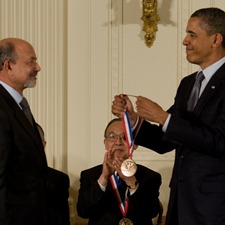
top-left (111, 7), bottom-right (225, 225)
top-left (0, 38), bottom-right (48, 225)
top-left (77, 118), bottom-right (161, 225)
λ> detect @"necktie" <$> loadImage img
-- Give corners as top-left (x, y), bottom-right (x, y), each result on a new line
top-left (118, 179), bottom-right (127, 202)
top-left (20, 97), bottom-right (34, 126)
top-left (115, 174), bottom-right (125, 202)
top-left (187, 71), bottom-right (205, 111)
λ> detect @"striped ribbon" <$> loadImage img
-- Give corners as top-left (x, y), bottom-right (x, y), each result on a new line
top-left (110, 173), bottom-right (129, 217)
top-left (122, 111), bottom-right (134, 157)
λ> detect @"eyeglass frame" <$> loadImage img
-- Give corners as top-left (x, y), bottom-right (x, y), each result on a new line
top-left (105, 132), bottom-right (126, 142)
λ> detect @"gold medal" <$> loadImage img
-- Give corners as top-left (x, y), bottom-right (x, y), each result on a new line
top-left (121, 158), bottom-right (137, 177)
top-left (119, 217), bottom-right (133, 225)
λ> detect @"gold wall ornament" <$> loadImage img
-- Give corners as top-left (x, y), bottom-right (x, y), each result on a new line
top-left (141, 0), bottom-right (160, 47)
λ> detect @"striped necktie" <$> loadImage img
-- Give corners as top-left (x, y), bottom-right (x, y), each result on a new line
top-left (187, 71), bottom-right (205, 111)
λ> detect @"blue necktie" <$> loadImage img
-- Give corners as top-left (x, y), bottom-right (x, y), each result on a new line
top-left (187, 71), bottom-right (205, 111)
top-left (115, 173), bottom-right (126, 202)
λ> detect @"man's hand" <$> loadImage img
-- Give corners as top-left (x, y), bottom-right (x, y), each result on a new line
top-left (136, 96), bottom-right (168, 125)
top-left (112, 94), bottom-right (138, 127)
top-left (98, 150), bottom-right (115, 187)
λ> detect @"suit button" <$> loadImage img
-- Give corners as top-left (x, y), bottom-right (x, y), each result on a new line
top-left (179, 155), bottom-right (184, 159)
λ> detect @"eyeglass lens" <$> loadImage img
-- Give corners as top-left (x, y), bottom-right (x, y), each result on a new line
top-left (106, 133), bottom-right (126, 142)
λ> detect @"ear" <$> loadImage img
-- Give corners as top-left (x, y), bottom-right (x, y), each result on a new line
top-left (3, 59), bottom-right (12, 72)
top-left (212, 33), bottom-right (223, 47)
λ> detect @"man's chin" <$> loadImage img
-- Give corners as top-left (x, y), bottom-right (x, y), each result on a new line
top-left (24, 81), bottom-right (36, 88)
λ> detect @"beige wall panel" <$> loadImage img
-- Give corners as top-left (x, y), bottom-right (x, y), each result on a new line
top-left (67, 1), bottom-right (112, 224)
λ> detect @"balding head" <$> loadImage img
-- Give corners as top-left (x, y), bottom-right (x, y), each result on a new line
top-left (0, 38), bottom-right (41, 94)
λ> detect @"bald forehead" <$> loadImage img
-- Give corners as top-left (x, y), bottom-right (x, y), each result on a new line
top-left (0, 38), bottom-right (33, 52)
top-left (0, 38), bottom-right (29, 45)
top-left (1, 38), bottom-right (36, 61)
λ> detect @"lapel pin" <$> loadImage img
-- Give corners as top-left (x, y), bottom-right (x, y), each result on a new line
top-left (211, 86), bottom-right (216, 89)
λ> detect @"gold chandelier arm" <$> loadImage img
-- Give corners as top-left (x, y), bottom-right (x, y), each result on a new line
top-left (141, 0), bottom-right (160, 47)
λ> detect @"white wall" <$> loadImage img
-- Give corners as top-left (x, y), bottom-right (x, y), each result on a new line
top-left (0, 0), bottom-right (225, 224)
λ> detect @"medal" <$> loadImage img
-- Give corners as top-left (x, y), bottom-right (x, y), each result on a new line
top-left (121, 158), bottom-right (137, 177)
top-left (121, 112), bottom-right (137, 177)
top-left (119, 217), bottom-right (134, 225)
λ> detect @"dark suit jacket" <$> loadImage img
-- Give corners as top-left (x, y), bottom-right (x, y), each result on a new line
top-left (77, 164), bottom-right (161, 225)
top-left (0, 84), bottom-right (48, 225)
top-left (46, 167), bottom-right (70, 225)
top-left (135, 62), bottom-right (225, 225)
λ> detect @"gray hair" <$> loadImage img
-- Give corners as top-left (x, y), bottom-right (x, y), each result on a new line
top-left (0, 41), bottom-right (17, 71)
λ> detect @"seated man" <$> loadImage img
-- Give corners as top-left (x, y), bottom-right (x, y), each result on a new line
top-left (77, 118), bottom-right (162, 225)
top-left (36, 123), bottom-right (70, 225)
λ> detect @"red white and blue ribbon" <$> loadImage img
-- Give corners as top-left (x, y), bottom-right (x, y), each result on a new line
top-left (133, 116), bottom-right (143, 139)
top-left (110, 173), bottom-right (129, 217)
top-left (122, 111), bottom-right (134, 157)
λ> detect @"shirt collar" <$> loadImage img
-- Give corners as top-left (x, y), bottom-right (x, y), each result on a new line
top-left (0, 81), bottom-right (23, 105)
top-left (198, 56), bottom-right (225, 82)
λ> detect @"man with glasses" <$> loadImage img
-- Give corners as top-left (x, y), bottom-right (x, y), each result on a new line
top-left (77, 118), bottom-right (161, 225)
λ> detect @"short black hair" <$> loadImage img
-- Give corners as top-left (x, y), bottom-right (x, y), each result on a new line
top-left (191, 7), bottom-right (225, 48)
top-left (104, 118), bottom-right (122, 137)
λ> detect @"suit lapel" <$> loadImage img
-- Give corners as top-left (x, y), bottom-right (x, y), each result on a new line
top-left (173, 72), bottom-right (197, 112)
top-left (194, 63), bottom-right (225, 114)
top-left (0, 84), bottom-right (47, 162)
top-left (184, 74), bottom-right (196, 106)
top-left (15, 111), bottom-right (47, 160)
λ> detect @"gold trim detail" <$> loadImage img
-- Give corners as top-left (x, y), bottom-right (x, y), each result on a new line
top-left (141, 0), bottom-right (160, 47)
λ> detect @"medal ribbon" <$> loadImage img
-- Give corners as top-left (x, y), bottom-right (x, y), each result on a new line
top-left (122, 111), bottom-right (134, 157)
top-left (110, 173), bottom-right (129, 217)
top-left (132, 116), bottom-right (144, 139)
top-left (122, 111), bottom-right (144, 156)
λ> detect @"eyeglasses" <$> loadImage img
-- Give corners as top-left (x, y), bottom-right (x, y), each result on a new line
top-left (105, 132), bottom-right (126, 142)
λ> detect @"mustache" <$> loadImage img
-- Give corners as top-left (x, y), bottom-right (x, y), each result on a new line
top-left (30, 72), bottom-right (37, 77)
